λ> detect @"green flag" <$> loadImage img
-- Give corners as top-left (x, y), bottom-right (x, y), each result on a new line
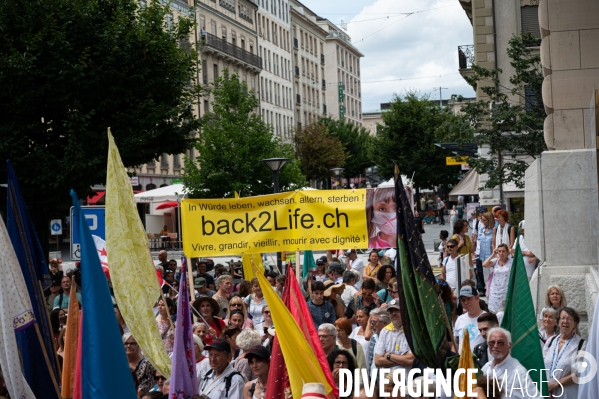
top-left (302, 250), bottom-right (316, 279)
top-left (500, 232), bottom-right (548, 396)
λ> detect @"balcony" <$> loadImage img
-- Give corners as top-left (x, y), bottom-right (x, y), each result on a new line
top-left (296, 94), bottom-right (301, 104)
top-left (321, 54), bottom-right (325, 64)
top-left (202, 33), bottom-right (262, 70)
top-left (322, 79), bottom-right (326, 90)
top-left (458, 44), bottom-right (474, 81)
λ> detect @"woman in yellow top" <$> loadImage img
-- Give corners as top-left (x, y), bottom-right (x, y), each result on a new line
top-left (451, 219), bottom-right (473, 266)
top-left (363, 250), bottom-right (382, 284)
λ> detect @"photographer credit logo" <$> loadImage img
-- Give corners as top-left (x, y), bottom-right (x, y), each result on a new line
top-left (572, 350), bottom-right (597, 385)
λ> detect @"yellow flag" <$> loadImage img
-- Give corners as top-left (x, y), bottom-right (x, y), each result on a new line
top-left (253, 264), bottom-right (333, 399)
top-left (105, 128), bottom-right (172, 377)
top-left (454, 329), bottom-right (476, 399)
top-left (234, 191), bottom-right (239, 199)
top-left (241, 253), bottom-right (264, 281)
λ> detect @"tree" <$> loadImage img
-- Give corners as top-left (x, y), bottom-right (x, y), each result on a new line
top-left (0, 0), bottom-right (201, 250)
top-left (437, 33), bottom-right (545, 189)
top-left (294, 123), bottom-right (346, 183)
top-left (317, 117), bottom-right (374, 179)
top-left (184, 69), bottom-right (306, 198)
top-left (369, 92), bottom-right (459, 190)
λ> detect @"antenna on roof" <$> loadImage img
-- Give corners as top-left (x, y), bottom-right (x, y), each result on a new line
top-left (340, 20), bottom-right (347, 30)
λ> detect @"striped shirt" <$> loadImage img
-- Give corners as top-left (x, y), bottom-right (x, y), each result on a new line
top-left (373, 324), bottom-right (411, 372)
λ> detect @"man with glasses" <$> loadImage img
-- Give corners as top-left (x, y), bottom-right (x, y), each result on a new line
top-left (454, 286), bottom-right (486, 353)
top-left (440, 239), bottom-right (467, 292)
top-left (318, 323), bottom-right (339, 356)
top-left (366, 308), bottom-right (390, 376)
top-left (308, 281), bottom-right (336, 328)
top-left (345, 278), bottom-right (379, 322)
top-left (482, 327), bottom-right (542, 399)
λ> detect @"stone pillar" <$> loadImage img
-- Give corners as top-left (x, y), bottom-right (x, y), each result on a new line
top-left (526, 0), bottom-right (599, 335)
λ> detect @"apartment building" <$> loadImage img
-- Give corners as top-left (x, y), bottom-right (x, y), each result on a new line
top-left (317, 19), bottom-right (363, 126)
top-left (256, 0), bottom-right (294, 142)
top-left (456, 0), bottom-right (541, 209)
top-left (289, 0), bottom-right (327, 130)
top-left (128, 0), bottom-right (262, 190)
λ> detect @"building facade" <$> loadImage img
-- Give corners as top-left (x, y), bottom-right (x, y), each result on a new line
top-left (317, 19), bottom-right (363, 126)
top-left (289, 0), bottom-right (327, 130)
top-left (256, 0), bottom-right (295, 142)
top-left (457, 0), bottom-right (541, 210)
top-left (128, 0), bottom-right (262, 191)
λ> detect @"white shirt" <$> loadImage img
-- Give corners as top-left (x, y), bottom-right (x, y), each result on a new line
top-left (442, 255), bottom-right (458, 291)
top-left (374, 324), bottom-right (412, 373)
top-left (543, 333), bottom-right (584, 399)
top-left (341, 285), bottom-right (358, 307)
top-left (350, 258), bottom-right (365, 289)
top-left (384, 248), bottom-right (397, 261)
top-left (482, 355), bottom-right (542, 398)
top-left (198, 364), bottom-right (245, 399)
top-left (454, 311), bottom-right (486, 353)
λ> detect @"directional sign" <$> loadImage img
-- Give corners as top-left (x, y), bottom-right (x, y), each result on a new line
top-left (50, 219), bottom-right (62, 235)
top-left (70, 206), bottom-right (105, 260)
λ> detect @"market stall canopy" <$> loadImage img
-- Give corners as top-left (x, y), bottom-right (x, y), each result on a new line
top-left (134, 183), bottom-right (185, 203)
top-left (449, 169), bottom-right (479, 200)
top-left (155, 201), bottom-right (179, 210)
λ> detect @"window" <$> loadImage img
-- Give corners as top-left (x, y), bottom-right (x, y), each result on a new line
top-left (211, 21), bottom-right (217, 35)
top-left (202, 60), bottom-right (208, 84)
top-left (204, 100), bottom-right (209, 113)
top-left (521, 6), bottom-right (541, 43)
top-left (167, 13), bottom-right (173, 30)
top-left (173, 154), bottom-right (181, 170)
top-left (249, 41), bottom-right (253, 53)
top-left (200, 16), bottom-right (205, 31)
top-left (231, 31), bottom-right (237, 46)
top-left (161, 154), bottom-right (169, 169)
top-left (525, 85), bottom-right (539, 111)
top-left (221, 26), bottom-right (227, 40)
top-left (213, 63), bottom-right (218, 80)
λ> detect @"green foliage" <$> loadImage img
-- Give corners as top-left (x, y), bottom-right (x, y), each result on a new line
top-left (370, 92), bottom-right (459, 190)
top-left (317, 117), bottom-right (374, 178)
top-left (294, 123), bottom-right (346, 182)
top-left (0, 0), bottom-right (201, 210)
top-left (184, 69), bottom-right (306, 198)
top-left (437, 33), bottom-right (546, 189)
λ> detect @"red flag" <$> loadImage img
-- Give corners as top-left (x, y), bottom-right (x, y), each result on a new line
top-left (266, 267), bottom-right (338, 399)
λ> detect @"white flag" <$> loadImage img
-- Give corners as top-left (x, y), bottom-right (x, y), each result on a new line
top-left (0, 215), bottom-right (36, 399)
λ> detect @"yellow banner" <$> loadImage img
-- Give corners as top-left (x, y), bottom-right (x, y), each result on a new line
top-left (182, 189), bottom-right (368, 256)
top-left (446, 156), bottom-right (469, 165)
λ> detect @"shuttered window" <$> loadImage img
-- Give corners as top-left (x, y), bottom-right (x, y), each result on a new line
top-left (521, 6), bottom-right (541, 42)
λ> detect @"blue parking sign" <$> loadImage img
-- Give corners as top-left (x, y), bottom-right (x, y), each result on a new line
top-left (70, 206), bottom-right (105, 260)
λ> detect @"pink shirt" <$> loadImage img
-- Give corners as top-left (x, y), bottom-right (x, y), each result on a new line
top-left (369, 233), bottom-right (392, 248)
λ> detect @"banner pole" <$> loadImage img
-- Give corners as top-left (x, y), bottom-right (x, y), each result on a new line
top-left (296, 250), bottom-right (302, 285)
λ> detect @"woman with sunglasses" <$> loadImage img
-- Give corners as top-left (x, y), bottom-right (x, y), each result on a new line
top-left (149, 370), bottom-right (166, 393)
top-left (226, 296), bottom-right (254, 329)
top-left (376, 278), bottom-right (398, 307)
top-left (123, 333), bottom-right (156, 396)
top-left (254, 306), bottom-right (274, 347)
top-left (482, 243), bottom-right (512, 313)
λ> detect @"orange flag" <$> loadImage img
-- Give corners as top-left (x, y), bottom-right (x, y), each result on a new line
top-left (61, 283), bottom-right (80, 398)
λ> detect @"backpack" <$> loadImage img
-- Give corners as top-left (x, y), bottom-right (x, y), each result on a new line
top-left (547, 335), bottom-right (585, 352)
top-left (202, 369), bottom-right (243, 398)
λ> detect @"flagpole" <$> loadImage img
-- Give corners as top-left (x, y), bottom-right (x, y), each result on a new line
top-left (33, 323), bottom-right (62, 398)
top-left (295, 250), bottom-right (301, 284)
top-left (162, 281), bottom-right (213, 327)
top-left (38, 280), bottom-right (63, 382)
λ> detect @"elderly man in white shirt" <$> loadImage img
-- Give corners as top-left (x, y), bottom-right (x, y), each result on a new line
top-left (198, 338), bottom-right (245, 399)
top-left (482, 327), bottom-right (542, 399)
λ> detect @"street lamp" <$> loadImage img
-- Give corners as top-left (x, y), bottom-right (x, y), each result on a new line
top-left (260, 157), bottom-right (289, 271)
top-left (330, 168), bottom-right (344, 189)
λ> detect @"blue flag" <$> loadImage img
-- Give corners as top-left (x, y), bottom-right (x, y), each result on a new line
top-left (70, 189), bottom-right (137, 399)
top-left (6, 160), bottom-right (60, 398)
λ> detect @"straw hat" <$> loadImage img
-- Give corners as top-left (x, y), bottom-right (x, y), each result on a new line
top-left (301, 383), bottom-right (326, 399)
top-left (323, 280), bottom-right (345, 297)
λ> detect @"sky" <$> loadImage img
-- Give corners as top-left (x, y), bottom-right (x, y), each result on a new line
top-left (298, 0), bottom-right (476, 111)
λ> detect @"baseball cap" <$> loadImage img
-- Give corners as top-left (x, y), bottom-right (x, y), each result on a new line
top-left (194, 277), bottom-right (206, 288)
top-left (245, 345), bottom-right (270, 361)
top-left (326, 262), bottom-right (344, 274)
top-left (459, 286), bottom-right (477, 298)
top-left (344, 249), bottom-right (356, 256)
top-left (387, 299), bottom-right (400, 310)
top-left (204, 338), bottom-right (231, 353)
top-left (316, 256), bottom-right (327, 265)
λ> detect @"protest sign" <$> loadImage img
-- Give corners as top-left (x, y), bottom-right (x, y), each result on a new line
top-left (182, 187), bottom-right (407, 256)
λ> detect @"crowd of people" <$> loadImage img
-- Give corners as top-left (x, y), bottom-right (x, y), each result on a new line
top-left (22, 203), bottom-right (585, 399)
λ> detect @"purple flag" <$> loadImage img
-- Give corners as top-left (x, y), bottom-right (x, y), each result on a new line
top-left (171, 257), bottom-right (198, 398)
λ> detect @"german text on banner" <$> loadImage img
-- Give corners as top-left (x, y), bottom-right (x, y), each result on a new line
top-left (105, 129), bottom-right (172, 377)
top-left (0, 215), bottom-right (36, 399)
top-left (182, 190), bottom-right (368, 256)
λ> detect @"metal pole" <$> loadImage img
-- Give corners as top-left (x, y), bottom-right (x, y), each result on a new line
top-left (273, 170), bottom-right (282, 271)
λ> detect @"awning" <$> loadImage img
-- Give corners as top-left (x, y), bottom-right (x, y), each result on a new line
top-left (87, 191), bottom-right (105, 205)
top-left (134, 183), bottom-right (185, 203)
top-left (449, 169), bottom-right (479, 200)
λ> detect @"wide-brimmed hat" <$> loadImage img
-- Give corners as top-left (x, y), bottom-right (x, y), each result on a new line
top-left (302, 383), bottom-right (326, 399)
top-left (192, 296), bottom-right (220, 316)
top-left (196, 259), bottom-right (214, 272)
top-left (323, 280), bottom-right (345, 297)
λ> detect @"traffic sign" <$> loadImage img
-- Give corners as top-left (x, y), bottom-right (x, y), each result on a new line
top-left (70, 206), bottom-right (106, 260)
top-left (50, 219), bottom-right (62, 235)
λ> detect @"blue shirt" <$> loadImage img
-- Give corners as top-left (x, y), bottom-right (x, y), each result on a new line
top-left (478, 227), bottom-right (493, 260)
top-left (53, 292), bottom-right (82, 309)
top-left (307, 300), bottom-right (336, 328)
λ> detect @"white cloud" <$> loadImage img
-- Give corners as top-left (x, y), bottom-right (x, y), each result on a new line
top-left (298, 0), bottom-right (476, 110)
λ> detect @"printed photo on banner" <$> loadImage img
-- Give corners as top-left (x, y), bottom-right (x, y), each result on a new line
top-left (366, 188), bottom-right (397, 249)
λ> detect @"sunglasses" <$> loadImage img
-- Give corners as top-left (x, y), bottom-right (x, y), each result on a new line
top-left (155, 375), bottom-right (166, 381)
top-left (230, 303), bottom-right (243, 308)
top-left (446, 245), bottom-right (456, 249)
top-left (388, 290), bottom-right (398, 294)
top-left (124, 342), bottom-right (138, 346)
top-left (263, 311), bottom-right (271, 314)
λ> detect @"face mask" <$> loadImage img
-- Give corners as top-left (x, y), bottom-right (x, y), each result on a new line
top-left (371, 211), bottom-right (397, 235)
